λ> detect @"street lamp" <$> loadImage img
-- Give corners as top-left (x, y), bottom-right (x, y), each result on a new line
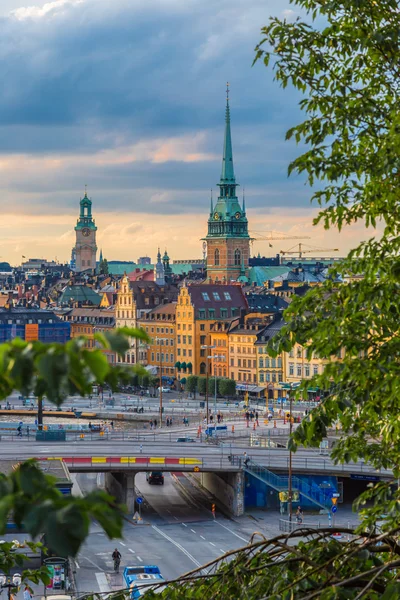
top-left (288, 382), bottom-right (294, 523)
top-left (201, 344), bottom-right (216, 424)
top-left (155, 337), bottom-right (168, 428)
top-left (0, 574), bottom-right (22, 600)
top-left (208, 354), bottom-right (225, 426)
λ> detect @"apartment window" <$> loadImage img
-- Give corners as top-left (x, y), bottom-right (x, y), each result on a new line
top-left (183, 335), bottom-right (186, 344)
top-left (213, 292), bottom-right (221, 301)
top-left (242, 359), bottom-right (246, 368)
top-left (297, 347), bottom-right (302, 358)
top-left (289, 349), bottom-right (294, 358)
top-left (278, 357), bottom-right (282, 368)
top-left (259, 373), bottom-right (264, 383)
top-left (202, 292), bottom-right (210, 301)
top-left (259, 358), bottom-right (264, 368)
top-left (289, 363), bottom-right (294, 376)
top-left (266, 373), bottom-right (270, 382)
top-left (199, 310), bottom-right (206, 319)
top-left (177, 324), bottom-right (181, 330)
top-left (238, 359), bottom-right (241, 367)
top-left (221, 308), bottom-right (228, 318)
top-left (297, 365), bottom-right (302, 377)
top-left (208, 309), bottom-right (215, 318)
top-left (231, 372), bottom-right (234, 379)
top-left (230, 358), bottom-right (234, 367)
top-left (278, 372), bottom-right (283, 382)
top-left (177, 335), bottom-right (181, 344)
top-left (200, 349), bottom-right (205, 357)
top-left (237, 346), bottom-right (241, 354)
top-left (271, 358), bottom-right (276, 368)
top-left (253, 360), bottom-right (256, 369)
top-left (313, 364), bottom-right (319, 375)
top-left (151, 353), bottom-right (154, 362)
top-left (188, 336), bottom-right (192, 344)
top-left (183, 349), bottom-right (186, 357)
top-left (200, 324), bottom-right (205, 331)
top-left (156, 353), bottom-right (160, 362)
top-left (177, 348), bottom-right (181, 356)
top-left (238, 373), bottom-right (242, 381)
top-left (188, 324), bottom-right (192, 330)
top-left (188, 350), bottom-right (192, 357)
top-left (305, 365), bottom-right (310, 377)
top-left (200, 335), bottom-right (206, 345)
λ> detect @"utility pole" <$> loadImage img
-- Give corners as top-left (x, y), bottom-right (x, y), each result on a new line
top-left (288, 382), bottom-right (293, 522)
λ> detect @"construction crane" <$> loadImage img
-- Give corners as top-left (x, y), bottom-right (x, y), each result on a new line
top-left (250, 231), bottom-right (311, 248)
top-left (280, 243), bottom-right (339, 259)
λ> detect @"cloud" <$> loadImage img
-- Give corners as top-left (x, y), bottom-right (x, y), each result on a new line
top-left (11, 0), bottom-right (84, 20)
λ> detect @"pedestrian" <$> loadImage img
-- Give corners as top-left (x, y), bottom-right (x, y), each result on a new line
top-left (23, 586), bottom-right (32, 600)
top-left (17, 424), bottom-right (22, 437)
top-left (111, 420), bottom-right (114, 429)
top-left (255, 411), bottom-right (259, 427)
top-left (154, 418), bottom-right (157, 428)
top-left (140, 444), bottom-right (143, 453)
top-left (26, 425), bottom-right (30, 437)
top-left (243, 451), bottom-right (249, 467)
top-left (296, 506), bottom-right (303, 524)
top-left (186, 417), bottom-right (189, 426)
top-left (210, 414), bottom-right (213, 423)
top-left (88, 421), bottom-right (92, 430)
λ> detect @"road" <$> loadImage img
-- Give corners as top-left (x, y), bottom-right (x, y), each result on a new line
top-left (75, 471), bottom-right (255, 593)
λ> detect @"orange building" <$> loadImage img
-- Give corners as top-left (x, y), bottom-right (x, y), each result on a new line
top-left (138, 303), bottom-right (176, 377)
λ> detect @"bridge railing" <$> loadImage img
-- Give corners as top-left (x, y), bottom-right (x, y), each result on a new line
top-left (35, 455), bottom-right (239, 471)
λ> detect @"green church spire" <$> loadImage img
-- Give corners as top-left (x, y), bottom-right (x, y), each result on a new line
top-left (220, 82), bottom-right (235, 184)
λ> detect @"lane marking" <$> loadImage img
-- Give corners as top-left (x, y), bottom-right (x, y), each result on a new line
top-left (200, 535), bottom-right (206, 540)
top-left (137, 556), bottom-right (143, 562)
top-left (119, 542), bottom-right (126, 547)
top-left (190, 529), bottom-right (196, 533)
top-left (209, 542), bottom-right (216, 547)
top-left (83, 557), bottom-right (104, 572)
top-left (129, 548), bottom-right (135, 554)
top-left (220, 549), bottom-right (225, 554)
top-left (216, 521), bottom-right (249, 543)
top-left (174, 516), bottom-right (179, 520)
top-left (152, 525), bottom-right (203, 570)
top-left (75, 561), bottom-right (80, 570)
top-left (95, 572), bottom-right (110, 593)
top-left (182, 523), bottom-right (187, 527)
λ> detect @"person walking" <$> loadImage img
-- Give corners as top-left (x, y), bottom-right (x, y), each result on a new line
top-left (255, 411), bottom-right (259, 427)
top-left (139, 444), bottom-right (143, 454)
top-left (110, 420), bottom-right (114, 429)
top-left (26, 425), bottom-right (30, 438)
top-left (243, 451), bottom-right (249, 467)
top-left (296, 506), bottom-right (303, 524)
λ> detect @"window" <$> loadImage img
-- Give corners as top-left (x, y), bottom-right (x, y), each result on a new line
top-left (188, 350), bottom-right (192, 357)
top-left (177, 335), bottom-right (181, 344)
top-left (272, 373), bottom-right (276, 383)
top-left (200, 335), bottom-right (206, 345)
top-left (151, 353), bottom-right (154, 362)
top-left (224, 292), bottom-right (231, 301)
top-left (220, 308), bottom-right (228, 319)
top-left (266, 373), bottom-right (270, 382)
top-left (183, 349), bottom-right (186, 356)
top-left (188, 336), bottom-right (192, 344)
top-left (183, 324), bottom-right (186, 330)
top-left (200, 349), bottom-right (205, 357)
top-left (271, 358), bottom-right (276, 368)
top-left (200, 324), bottom-right (205, 331)
top-left (230, 358), bottom-right (234, 366)
top-left (289, 363), bottom-right (294, 376)
top-left (238, 359), bottom-right (241, 367)
top-left (183, 335), bottom-right (186, 344)
top-left (202, 292), bottom-right (210, 301)
top-left (213, 292), bottom-right (221, 301)
top-left (253, 360), bottom-right (256, 368)
top-left (259, 358), bottom-right (264, 368)
top-left (208, 309), bottom-right (215, 319)
top-left (278, 372), bottom-right (283, 382)
top-left (234, 248), bottom-right (241, 266)
top-left (231, 372), bottom-right (234, 380)
top-left (156, 353), bottom-right (160, 362)
top-left (266, 358), bottom-right (270, 368)
top-left (305, 365), bottom-right (310, 377)
top-left (214, 249), bottom-right (220, 266)
top-left (238, 373), bottom-right (241, 381)
top-left (177, 348), bottom-right (181, 356)
top-left (313, 364), bottom-right (319, 375)
top-left (259, 373), bottom-right (264, 382)
top-left (278, 357), bottom-right (282, 368)
top-left (297, 365), bottom-right (302, 377)
top-left (297, 347), bottom-right (302, 358)
top-left (199, 310), bottom-right (206, 319)
top-left (289, 349), bottom-right (294, 358)
top-left (200, 362), bottom-right (206, 375)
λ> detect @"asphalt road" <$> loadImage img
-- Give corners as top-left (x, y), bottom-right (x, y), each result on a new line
top-left (74, 471), bottom-right (255, 594)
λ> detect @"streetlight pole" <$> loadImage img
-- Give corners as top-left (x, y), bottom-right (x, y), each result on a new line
top-left (201, 345), bottom-right (216, 424)
top-left (156, 337), bottom-right (168, 428)
top-left (209, 354), bottom-right (224, 425)
top-left (288, 382), bottom-right (293, 523)
top-left (0, 573), bottom-right (22, 600)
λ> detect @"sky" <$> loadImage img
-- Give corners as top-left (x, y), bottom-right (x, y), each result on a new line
top-left (0, 0), bottom-right (375, 265)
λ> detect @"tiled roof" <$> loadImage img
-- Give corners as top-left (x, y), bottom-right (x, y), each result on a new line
top-left (187, 283), bottom-right (248, 315)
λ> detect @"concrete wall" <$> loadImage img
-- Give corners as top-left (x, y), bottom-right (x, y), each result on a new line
top-left (105, 471), bottom-right (136, 512)
top-left (200, 471), bottom-right (244, 516)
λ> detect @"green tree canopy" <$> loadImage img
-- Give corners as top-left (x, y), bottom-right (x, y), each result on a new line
top-left (185, 375), bottom-right (198, 394)
top-left (218, 378), bottom-right (236, 397)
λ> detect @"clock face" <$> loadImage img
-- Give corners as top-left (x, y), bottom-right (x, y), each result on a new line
top-left (235, 211), bottom-right (241, 219)
top-left (82, 228), bottom-right (91, 237)
top-left (214, 212), bottom-right (220, 221)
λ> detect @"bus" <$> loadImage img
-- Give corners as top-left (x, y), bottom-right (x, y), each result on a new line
top-left (123, 565), bottom-right (166, 598)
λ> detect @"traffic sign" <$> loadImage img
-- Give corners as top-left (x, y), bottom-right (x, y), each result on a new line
top-left (194, 466), bottom-right (200, 472)
top-left (331, 505), bottom-right (337, 513)
top-left (332, 492), bottom-right (340, 498)
top-left (136, 497), bottom-right (143, 505)
top-left (332, 497), bottom-right (338, 505)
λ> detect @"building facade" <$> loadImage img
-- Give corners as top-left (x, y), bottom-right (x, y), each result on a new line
top-left (63, 307), bottom-right (116, 363)
top-left (138, 303), bottom-right (176, 377)
top-left (205, 91), bottom-right (250, 283)
top-left (0, 308), bottom-right (70, 344)
top-left (73, 191), bottom-right (97, 272)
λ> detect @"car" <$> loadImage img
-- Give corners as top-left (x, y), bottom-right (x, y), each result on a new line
top-left (123, 565), bottom-right (166, 598)
top-left (157, 386), bottom-right (171, 393)
top-left (146, 471), bottom-right (164, 485)
top-left (176, 437), bottom-right (195, 443)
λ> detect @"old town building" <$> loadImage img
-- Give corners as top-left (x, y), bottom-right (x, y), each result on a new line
top-left (62, 307), bottom-right (116, 363)
top-left (73, 191), bottom-right (97, 273)
top-left (138, 302), bottom-right (176, 377)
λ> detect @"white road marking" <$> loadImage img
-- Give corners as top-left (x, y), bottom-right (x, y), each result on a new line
top-left (216, 521), bottom-right (249, 543)
top-left (209, 542), bottom-right (216, 547)
top-left (95, 572), bottom-right (110, 593)
top-left (190, 529), bottom-right (196, 533)
top-left (174, 516), bottom-right (179, 520)
top-left (200, 535), bottom-right (206, 540)
top-left (83, 557), bottom-right (104, 572)
top-left (220, 549), bottom-right (225, 554)
top-left (119, 542), bottom-right (126, 547)
top-left (137, 556), bottom-right (143, 562)
top-left (152, 525), bottom-right (203, 570)
top-left (75, 561), bottom-right (80, 569)
top-left (182, 523), bottom-right (187, 527)
top-left (129, 548), bottom-right (135, 554)
top-left (95, 553), bottom-right (109, 556)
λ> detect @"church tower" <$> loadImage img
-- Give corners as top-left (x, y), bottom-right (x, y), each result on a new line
top-left (205, 85), bottom-right (250, 283)
top-left (73, 189), bottom-right (98, 272)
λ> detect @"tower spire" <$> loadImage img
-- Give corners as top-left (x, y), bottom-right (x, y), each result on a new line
top-left (242, 187), bottom-right (246, 213)
top-left (210, 188), bottom-right (213, 214)
top-left (220, 82), bottom-right (235, 183)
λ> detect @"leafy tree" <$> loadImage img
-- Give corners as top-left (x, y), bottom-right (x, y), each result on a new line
top-left (196, 376), bottom-right (208, 395)
top-left (218, 378), bottom-right (236, 398)
top-left (185, 375), bottom-right (198, 397)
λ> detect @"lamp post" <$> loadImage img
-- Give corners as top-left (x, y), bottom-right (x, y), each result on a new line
top-left (155, 337), bottom-right (168, 428)
top-left (208, 354), bottom-right (225, 425)
top-left (0, 574), bottom-right (22, 600)
top-left (288, 382), bottom-right (294, 523)
top-left (201, 344), bottom-right (216, 424)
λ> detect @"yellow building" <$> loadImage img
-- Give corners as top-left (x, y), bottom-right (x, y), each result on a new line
top-left (137, 303), bottom-right (176, 377)
top-left (209, 321), bottom-right (234, 379)
top-left (175, 283), bottom-right (247, 379)
top-left (64, 307), bottom-right (116, 363)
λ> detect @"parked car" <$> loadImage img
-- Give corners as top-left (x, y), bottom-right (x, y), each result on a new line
top-left (157, 387), bottom-right (171, 393)
top-left (146, 471), bottom-right (164, 485)
top-left (176, 437), bottom-right (195, 443)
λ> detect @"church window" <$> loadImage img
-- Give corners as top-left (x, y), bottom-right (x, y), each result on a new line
top-left (234, 249), bottom-right (241, 266)
top-left (214, 249), bottom-right (220, 266)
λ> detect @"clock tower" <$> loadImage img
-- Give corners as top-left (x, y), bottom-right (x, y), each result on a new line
top-left (73, 190), bottom-right (98, 272)
top-left (205, 86), bottom-right (250, 283)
